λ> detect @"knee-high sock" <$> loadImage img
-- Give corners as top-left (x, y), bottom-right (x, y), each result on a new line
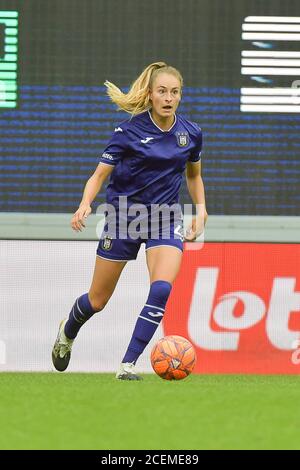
top-left (64, 293), bottom-right (98, 339)
top-left (122, 280), bottom-right (172, 364)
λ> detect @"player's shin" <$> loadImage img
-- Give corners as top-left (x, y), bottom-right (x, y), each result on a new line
top-left (122, 280), bottom-right (172, 364)
top-left (64, 293), bottom-right (99, 339)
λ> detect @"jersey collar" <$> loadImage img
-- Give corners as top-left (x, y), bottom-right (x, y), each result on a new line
top-left (147, 110), bottom-right (177, 133)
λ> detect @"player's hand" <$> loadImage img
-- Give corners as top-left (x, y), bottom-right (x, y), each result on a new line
top-left (184, 210), bottom-right (208, 242)
top-left (71, 203), bottom-right (92, 232)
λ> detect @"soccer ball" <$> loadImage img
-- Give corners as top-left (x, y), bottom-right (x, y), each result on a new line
top-left (150, 335), bottom-right (196, 380)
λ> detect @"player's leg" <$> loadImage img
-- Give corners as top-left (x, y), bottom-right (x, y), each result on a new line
top-left (52, 256), bottom-right (127, 371)
top-left (145, 244), bottom-right (183, 284)
top-left (65, 255), bottom-right (127, 338)
top-left (116, 243), bottom-right (183, 380)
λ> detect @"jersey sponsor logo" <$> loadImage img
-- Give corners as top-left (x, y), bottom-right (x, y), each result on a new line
top-left (141, 137), bottom-right (154, 144)
top-left (101, 152), bottom-right (114, 161)
top-left (114, 127), bottom-right (123, 132)
top-left (176, 131), bottom-right (189, 147)
top-left (102, 236), bottom-right (113, 251)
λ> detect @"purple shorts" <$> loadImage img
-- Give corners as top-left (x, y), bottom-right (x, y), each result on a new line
top-left (96, 223), bottom-right (184, 262)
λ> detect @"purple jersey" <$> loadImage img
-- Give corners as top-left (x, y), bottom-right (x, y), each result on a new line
top-left (99, 110), bottom-right (202, 208)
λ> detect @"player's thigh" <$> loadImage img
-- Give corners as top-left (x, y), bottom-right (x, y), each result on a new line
top-left (88, 256), bottom-right (127, 310)
top-left (146, 246), bottom-right (183, 284)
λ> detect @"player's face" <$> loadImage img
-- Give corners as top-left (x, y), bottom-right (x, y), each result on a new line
top-left (149, 73), bottom-right (181, 118)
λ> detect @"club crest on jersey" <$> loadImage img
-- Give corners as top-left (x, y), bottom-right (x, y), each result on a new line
top-left (176, 132), bottom-right (189, 147)
top-left (102, 236), bottom-right (113, 251)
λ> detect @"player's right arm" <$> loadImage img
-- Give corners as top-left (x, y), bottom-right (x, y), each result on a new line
top-left (71, 163), bottom-right (114, 232)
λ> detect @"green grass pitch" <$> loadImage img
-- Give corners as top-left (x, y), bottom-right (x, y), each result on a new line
top-left (1, 373), bottom-right (300, 450)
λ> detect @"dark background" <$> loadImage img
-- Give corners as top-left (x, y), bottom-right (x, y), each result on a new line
top-left (0, 0), bottom-right (299, 214)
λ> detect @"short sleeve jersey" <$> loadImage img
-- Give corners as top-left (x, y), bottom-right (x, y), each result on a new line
top-left (99, 110), bottom-right (202, 208)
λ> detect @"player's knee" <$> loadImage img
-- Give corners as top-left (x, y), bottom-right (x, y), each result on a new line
top-left (149, 280), bottom-right (172, 306)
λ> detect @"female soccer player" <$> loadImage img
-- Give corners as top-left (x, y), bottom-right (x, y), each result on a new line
top-left (52, 61), bottom-right (207, 380)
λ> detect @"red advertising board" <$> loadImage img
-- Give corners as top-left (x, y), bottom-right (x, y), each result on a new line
top-left (163, 243), bottom-right (300, 373)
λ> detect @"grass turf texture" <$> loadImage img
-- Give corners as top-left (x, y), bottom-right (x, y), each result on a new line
top-left (1, 373), bottom-right (300, 450)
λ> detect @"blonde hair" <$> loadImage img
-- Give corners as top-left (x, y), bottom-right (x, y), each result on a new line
top-left (104, 61), bottom-right (183, 116)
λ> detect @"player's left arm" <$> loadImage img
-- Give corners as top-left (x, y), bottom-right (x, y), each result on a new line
top-left (185, 160), bottom-right (208, 241)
